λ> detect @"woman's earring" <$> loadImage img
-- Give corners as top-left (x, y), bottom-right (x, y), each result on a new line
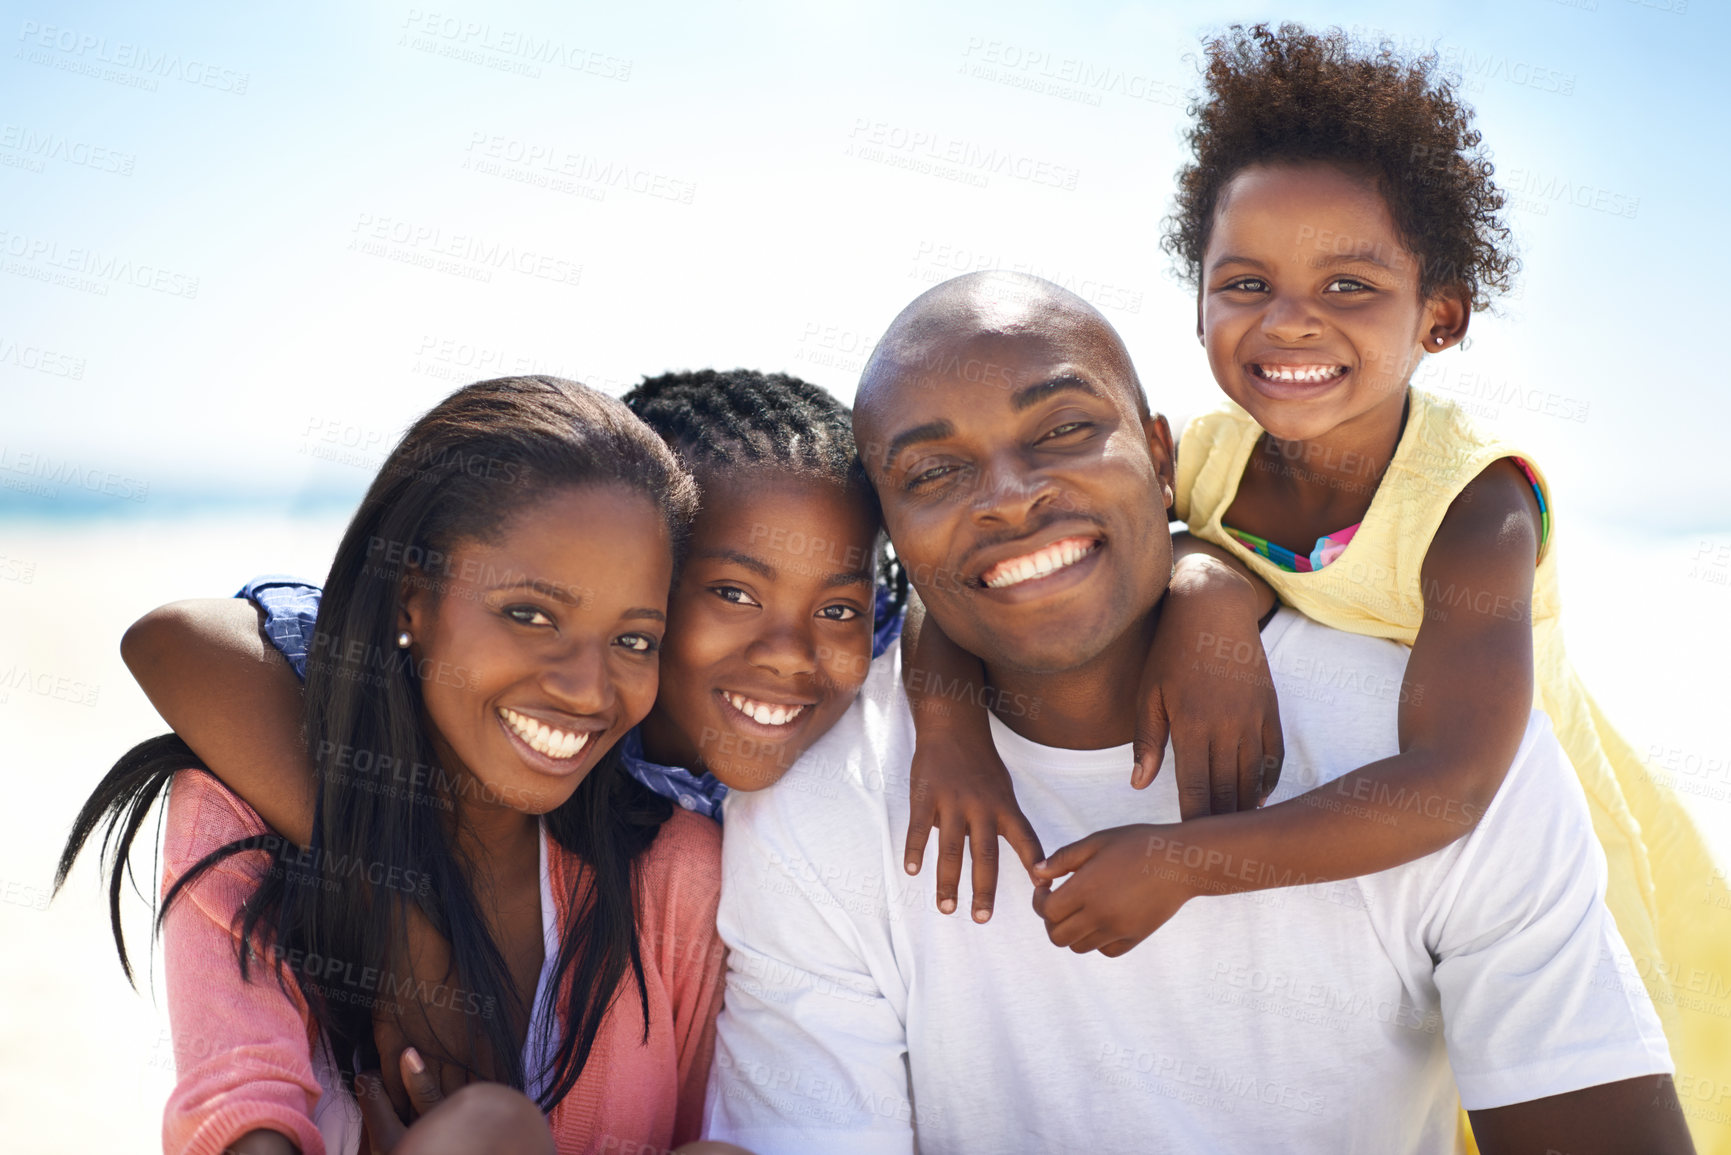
top-left (397, 631), bottom-right (413, 649)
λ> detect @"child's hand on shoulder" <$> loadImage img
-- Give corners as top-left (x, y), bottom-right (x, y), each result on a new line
top-left (1137, 551), bottom-right (1283, 816)
top-left (904, 705), bottom-right (1044, 925)
top-left (1029, 824), bottom-right (1203, 956)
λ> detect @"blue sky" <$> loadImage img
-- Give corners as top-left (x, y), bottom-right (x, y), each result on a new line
top-left (2, 0), bottom-right (1724, 528)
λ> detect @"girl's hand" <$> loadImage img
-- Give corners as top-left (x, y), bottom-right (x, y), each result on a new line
top-left (1030, 825), bottom-right (1201, 956)
top-left (1136, 554), bottom-right (1282, 817)
top-left (904, 717), bottom-right (1044, 924)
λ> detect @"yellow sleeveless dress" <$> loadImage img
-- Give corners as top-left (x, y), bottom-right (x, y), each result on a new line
top-left (1176, 388), bottom-right (1731, 1154)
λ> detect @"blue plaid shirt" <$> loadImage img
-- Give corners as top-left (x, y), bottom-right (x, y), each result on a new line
top-left (236, 576), bottom-right (903, 825)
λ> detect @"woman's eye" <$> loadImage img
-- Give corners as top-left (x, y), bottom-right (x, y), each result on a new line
top-left (616, 633), bottom-right (659, 654)
top-left (817, 604), bottom-right (861, 622)
top-left (711, 585), bottom-right (760, 607)
top-left (505, 605), bottom-right (554, 627)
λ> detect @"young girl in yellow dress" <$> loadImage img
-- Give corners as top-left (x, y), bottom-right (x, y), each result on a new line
top-left (902, 22), bottom-right (1729, 1153)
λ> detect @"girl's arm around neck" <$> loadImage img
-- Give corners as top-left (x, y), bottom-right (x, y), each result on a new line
top-left (1168, 459), bottom-right (1543, 894)
top-left (123, 598), bottom-right (316, 845)
top-left (1032, 461), bottom-right (1543, 948)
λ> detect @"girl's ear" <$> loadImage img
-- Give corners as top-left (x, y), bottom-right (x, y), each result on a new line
top-left (1423, 284), bottom-right (1472, 352)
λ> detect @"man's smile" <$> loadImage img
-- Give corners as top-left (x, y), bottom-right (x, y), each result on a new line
top-left (980, 536), bottom-right (1102, 590)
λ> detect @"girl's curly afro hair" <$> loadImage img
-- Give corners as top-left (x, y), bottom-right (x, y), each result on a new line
top-left (1162, 23), bottom-right (1519, 311)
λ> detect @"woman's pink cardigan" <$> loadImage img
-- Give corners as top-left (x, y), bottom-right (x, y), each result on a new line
top-left (158, 771), bottom-right (726, 1154)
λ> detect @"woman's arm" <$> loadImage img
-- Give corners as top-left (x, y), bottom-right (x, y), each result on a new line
top-left (123, 599), bottom-right (316, 845)
top-left (1034, 460), bottom-right (1543, 950)
top-left (161, 773), bottom-right (326, 1155)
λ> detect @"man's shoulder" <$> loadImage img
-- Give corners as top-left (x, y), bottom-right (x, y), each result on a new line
top-left (1258, 609), bottom-right (1413, 796)
top-left (1261, 607), bottom-right (1578, 823)
top-left (724, 647), bottom-right (913, 837)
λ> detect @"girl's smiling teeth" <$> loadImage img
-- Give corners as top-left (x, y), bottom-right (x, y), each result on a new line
top-left (721, 691), bottom-right (807, 727)
top-left (1251, 363), bottom-right (1347, 384)
top-left (980, 537), bottom-right (1100, 590)
top-left (499, 706), bottom-right (592, 760)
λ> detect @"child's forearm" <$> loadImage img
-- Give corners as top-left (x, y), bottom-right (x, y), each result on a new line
top-left (1170, 531), bottom-right (1276, 619)
top-left (899, 591), bottom-right (992, 738)
top-left (122, 599), bottom-right (316, 845)
top-left (1147, 746), bottom-right (1503, 899)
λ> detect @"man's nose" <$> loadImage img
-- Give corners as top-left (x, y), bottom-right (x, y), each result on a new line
top-left (971, 451), bottom-right (1061, 527)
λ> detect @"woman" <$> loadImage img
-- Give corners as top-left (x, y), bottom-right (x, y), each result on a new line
top-left (55, 376), bottom-right (725, 1154)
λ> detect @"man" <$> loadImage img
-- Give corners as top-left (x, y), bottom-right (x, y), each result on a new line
top-left (703, 273), bottom-right (1686, 1153)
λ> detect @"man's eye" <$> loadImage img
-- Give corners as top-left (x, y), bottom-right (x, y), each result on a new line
top-left (1040, 421), bottom-right (1092, 442)
top-left (907, 463), bottom-right (968, 490)
top-left (907, 465), bottom-right (950, 488)
top-left (711, 585), bottom-right (760, 607)
top-left (616, 633), bottom-right (659, 654)
top-left (505, 605), bottom-right (554, 627)
top-left (817, 604), bottom-right (861, 622)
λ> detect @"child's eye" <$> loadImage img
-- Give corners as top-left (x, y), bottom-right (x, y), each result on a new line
top-left (615, 633), bottom-right (660, 654)
top-left (1324, 277), bottom-right (1371, 293)
top-left (710, 585), bottom-right (761, 608)
top-left (817, 604), bottom-right (862, 622)
top-left (1223, 276), bottom-right (1268, 292)
top-left (505, 605), bottom-right (554, 627)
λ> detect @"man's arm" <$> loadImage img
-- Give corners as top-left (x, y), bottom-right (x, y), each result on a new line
top-left (1469, 1074), bottom-right (1694, 1154)
top-left (706, 770), bottom-right (915, 1155)
top-left (1422, 715), bottom-right (1684, 1152)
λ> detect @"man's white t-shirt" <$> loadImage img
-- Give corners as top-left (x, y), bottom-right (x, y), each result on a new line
top-left (704, 609), bottom-right (1671, 1154)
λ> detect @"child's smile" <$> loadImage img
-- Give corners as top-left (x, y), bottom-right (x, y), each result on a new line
top-left (641, 474), bottom-right (879, 792)
top-left (1200, 161), bottom-right (1467, 444)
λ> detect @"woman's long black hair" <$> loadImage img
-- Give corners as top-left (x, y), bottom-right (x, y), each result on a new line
top-left (55, 375), bottom-right (700, 1111)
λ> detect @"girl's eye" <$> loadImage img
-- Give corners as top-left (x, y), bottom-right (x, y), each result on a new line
top-left (615, 633), bottom-right (659, 654)
top-left (711, 585), bottom-right (761, 608)
top-left (1224, 277), bottom-right (1267, 292)
top-left (1325, 277), bottom-right (1371, 293)
top-left (817, 604), bottom-right (861, 622)
top-left (505, 605), bottom-right (554, 627)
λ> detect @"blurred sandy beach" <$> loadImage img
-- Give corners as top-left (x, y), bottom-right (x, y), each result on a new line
top-left (3, 512), bottom-right (1728, 1151)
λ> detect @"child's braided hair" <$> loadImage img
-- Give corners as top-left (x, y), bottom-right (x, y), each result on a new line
top-left (1163, 23), bottom-right (1519, 310)
top-left (624, 368), bottom-right (907, 617)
